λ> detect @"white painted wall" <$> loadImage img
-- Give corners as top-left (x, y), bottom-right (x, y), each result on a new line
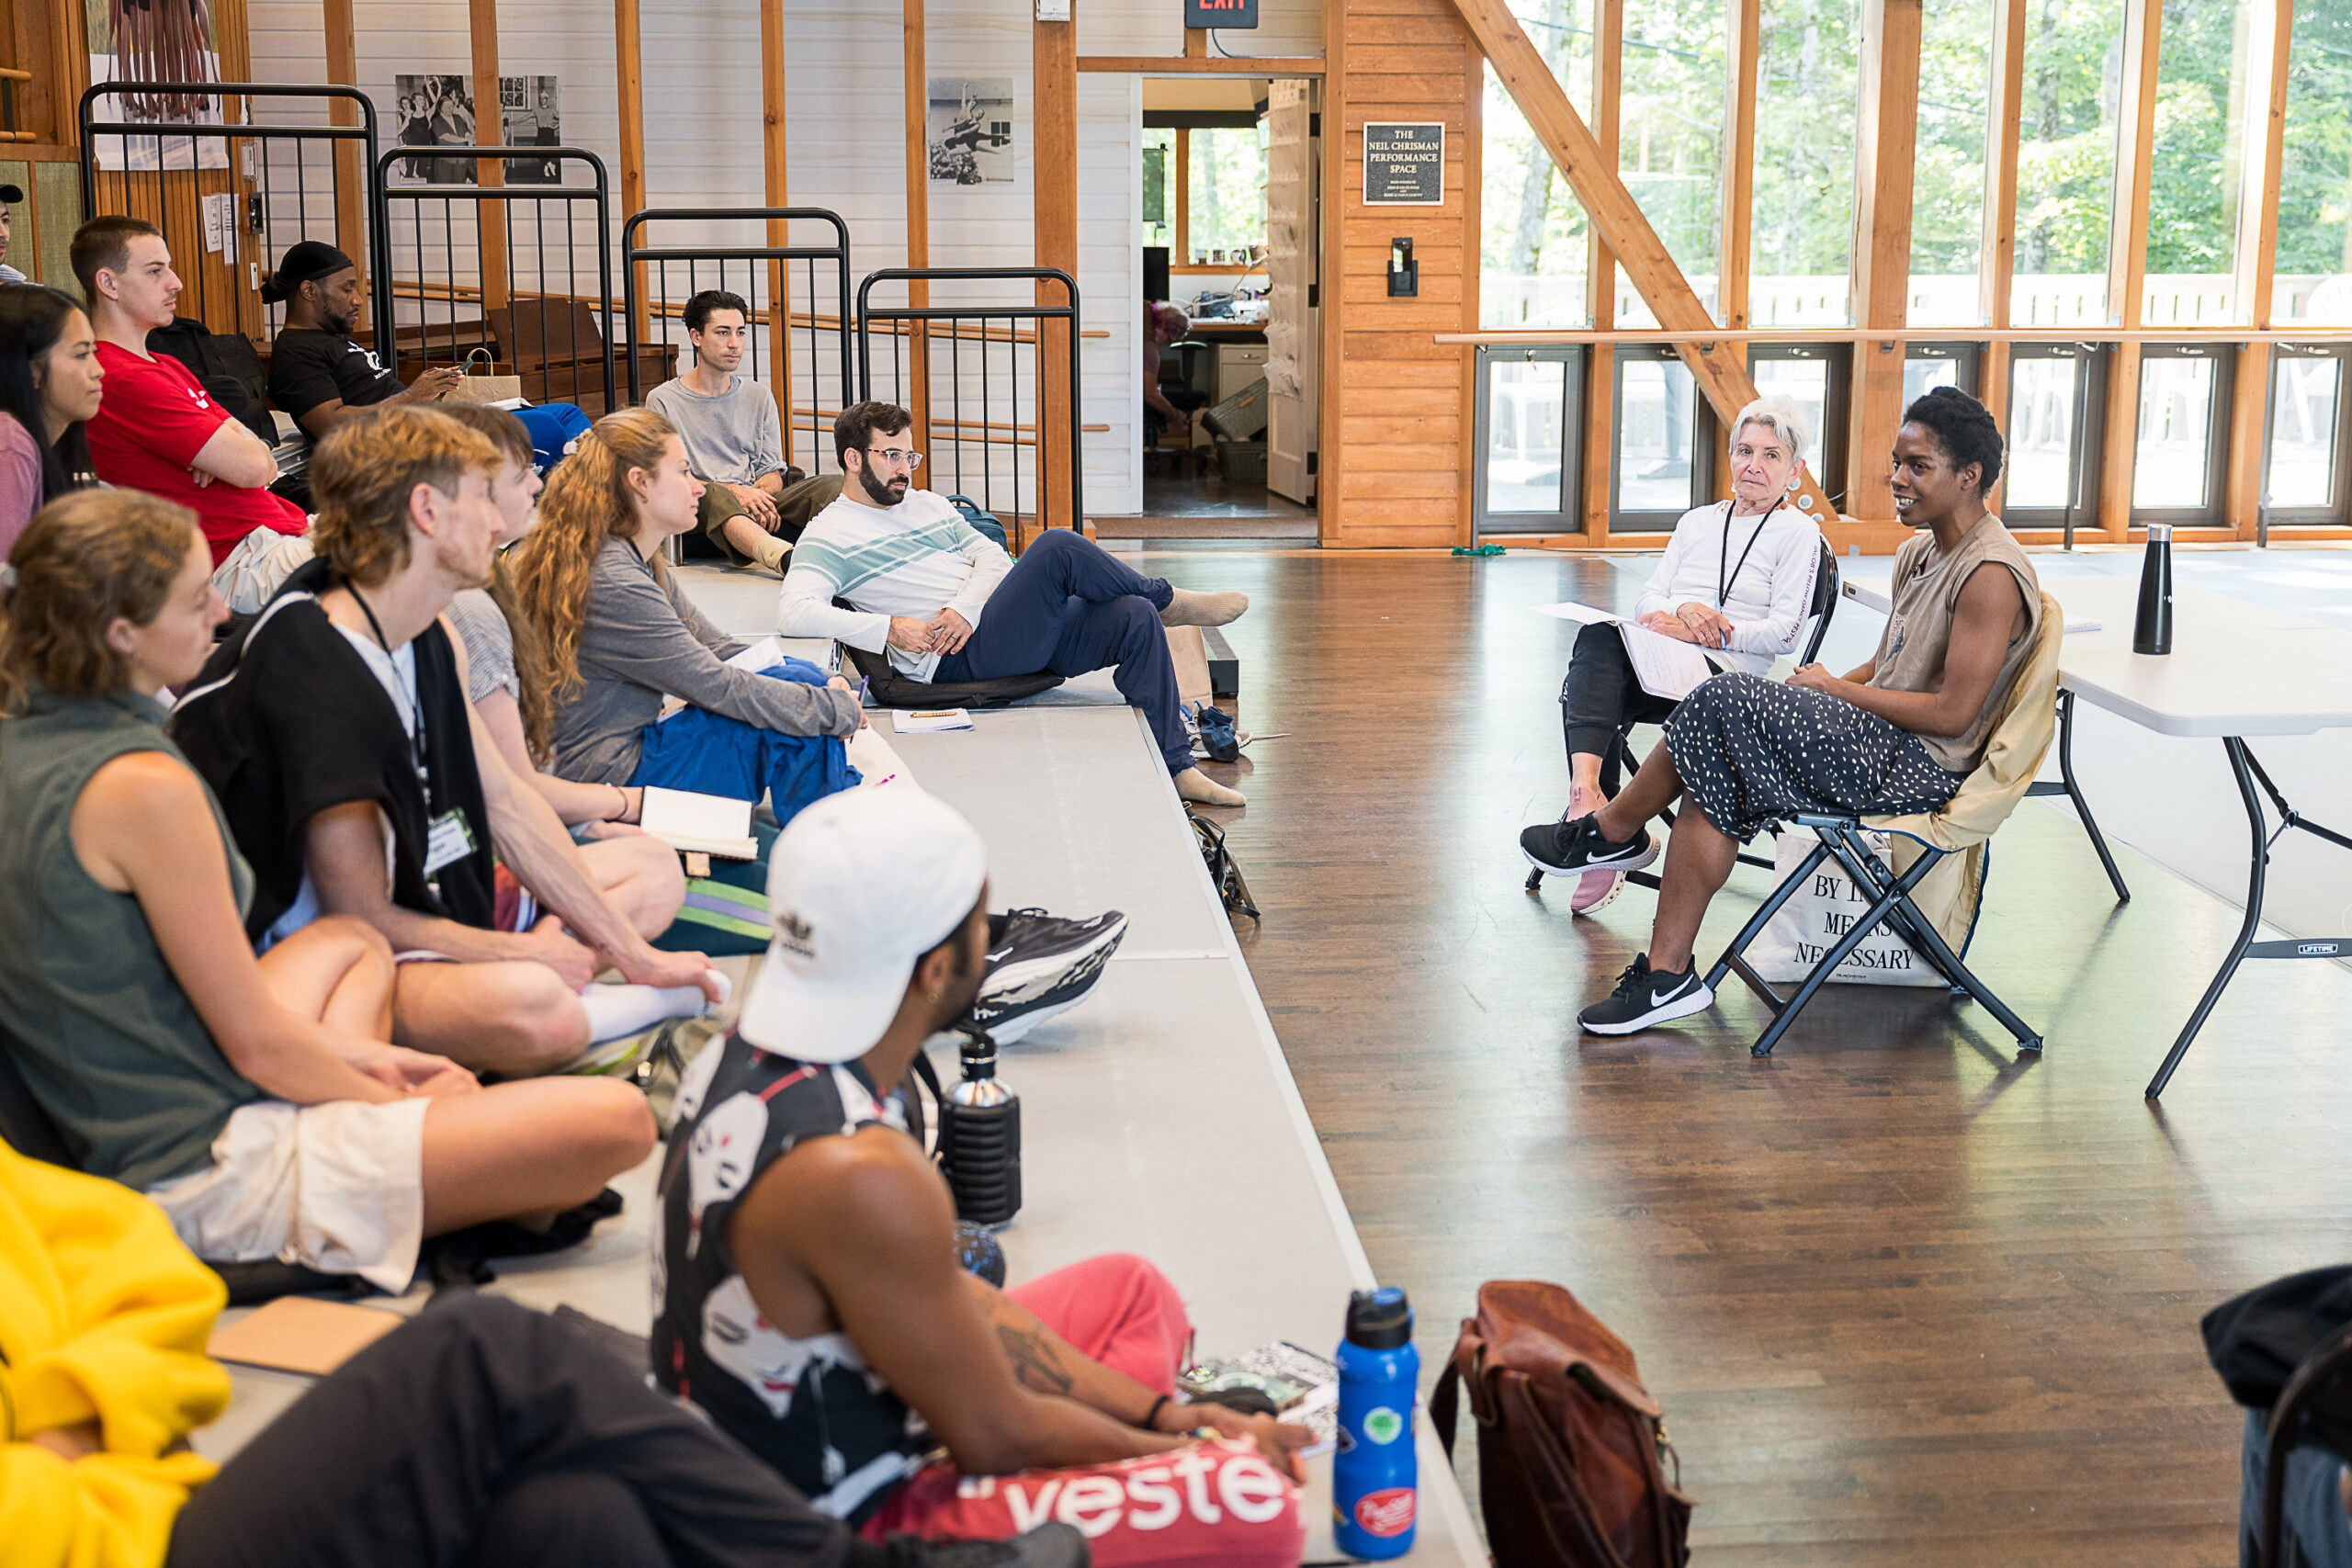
top-left (242, 0), bottom-right (1171, 513)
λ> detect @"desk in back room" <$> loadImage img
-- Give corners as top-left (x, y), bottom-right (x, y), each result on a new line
top-left (1842, 570), bottom-right (2352, 1099)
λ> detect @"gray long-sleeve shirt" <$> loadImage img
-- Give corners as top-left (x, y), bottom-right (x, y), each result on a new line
top-left (548, 538), bottom-right (862, 784)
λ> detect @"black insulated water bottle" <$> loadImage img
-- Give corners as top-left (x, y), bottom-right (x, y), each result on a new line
top-left (2133, 522), bottom-right (2173, 655)
top-left (935, 1032), bottom-right (1022, 1229)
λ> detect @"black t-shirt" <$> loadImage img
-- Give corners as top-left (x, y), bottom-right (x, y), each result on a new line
top-left (171, 558), bottom-right (496, 940)
top-left (267, 328), bottom-right (404, 425)
top-left (652, 1034), bottom-right (932, 1523)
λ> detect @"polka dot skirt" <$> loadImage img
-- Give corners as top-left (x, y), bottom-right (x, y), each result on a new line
top-left (1663, 672), bottom-right (1969, 842)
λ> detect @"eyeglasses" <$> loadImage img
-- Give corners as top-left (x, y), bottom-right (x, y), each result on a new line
top-left (862, 447), bottom-right (924, 469)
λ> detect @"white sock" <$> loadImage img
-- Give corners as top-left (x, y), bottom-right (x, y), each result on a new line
top-left (578, 979), bottom-right (718, 1044)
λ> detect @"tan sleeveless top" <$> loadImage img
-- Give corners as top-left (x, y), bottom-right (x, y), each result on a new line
top-left (1867, 514), bottom-right (2041, 773)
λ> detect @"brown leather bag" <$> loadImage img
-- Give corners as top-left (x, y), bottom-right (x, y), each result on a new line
top-left (1430, 1280), bottom-right (1692, 1568)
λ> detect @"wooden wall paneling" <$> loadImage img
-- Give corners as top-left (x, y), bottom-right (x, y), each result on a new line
top-left (1976, 0), bottom-right (2027, 516)
top-left (469, 0), bottom-right (509, 313)
top-left (1582, 0), bottom-right (1620, 541)
top-left (322, 0), bottom-right (368, 291)
top-left (1446, 0), bottom-right (1829, 523)
top-left (2226, 0), bottom-right (2292, 540)
top-left (1844, 0), bottom-right (1921, 522)
top-left (2097, 0), bottom-right (2162, 540)
top-left (904, 0), bottom-right (932, 486)
top-left (1036, 1), bottom-right (1080, 537)
top-left (1319, 0), bottom-right (1346, 546)
top-left (759, 0), bottom-right (790, 443)
top-left (1327, 0), bottom-right (1479, 547)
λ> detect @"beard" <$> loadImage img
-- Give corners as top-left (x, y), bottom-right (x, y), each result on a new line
top-left (322, 304), bottom-right (359, 336)
top-left (855, 465), bottom-right (908, 507)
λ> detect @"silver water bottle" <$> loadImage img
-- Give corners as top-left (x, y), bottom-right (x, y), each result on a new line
top-left (935, 1032), bottom-right (1022, 1229)
top-left (2132, 522), bottom-right (2173, 655)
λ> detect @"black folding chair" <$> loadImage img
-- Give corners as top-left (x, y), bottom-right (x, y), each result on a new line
top-left (1699, 590), bottom-right (2064, 1057)
top-left (1527, 547), bottom-right (1842, 895)
top-left (2259, 1323), bottom-right (2352, 1568)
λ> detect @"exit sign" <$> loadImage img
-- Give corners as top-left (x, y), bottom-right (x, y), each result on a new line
top-left (1185, 0), bottom-right (1259, 26)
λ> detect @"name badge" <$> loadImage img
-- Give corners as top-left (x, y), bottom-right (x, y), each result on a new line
top-left (424, 811), bottom-right (478, 875)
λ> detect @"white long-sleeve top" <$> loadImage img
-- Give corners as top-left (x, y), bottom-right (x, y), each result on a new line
top-left (776, 490), bottom-right (1014, 681)
top-left (1632, 500), bottom-right (1825, 674)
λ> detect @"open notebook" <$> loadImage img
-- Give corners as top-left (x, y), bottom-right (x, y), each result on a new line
top-left (1532, 600), bottom-right (1720, 701)
top-left (639, 787), bottom-right (758, 860)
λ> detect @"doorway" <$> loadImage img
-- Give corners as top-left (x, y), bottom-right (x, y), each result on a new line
top-left (1130, 74), bottom-right (1319, 541)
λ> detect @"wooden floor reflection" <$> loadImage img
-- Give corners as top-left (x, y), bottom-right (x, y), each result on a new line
top-left (1149, 547), bottom-right (2352, 1566)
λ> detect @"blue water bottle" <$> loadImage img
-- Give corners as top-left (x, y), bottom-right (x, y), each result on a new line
top-left (1334, 1286), bottom-right (1419, 1559)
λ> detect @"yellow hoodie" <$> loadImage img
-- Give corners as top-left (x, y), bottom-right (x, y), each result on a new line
top-left (0, 1139), bottom-right (230, 1568)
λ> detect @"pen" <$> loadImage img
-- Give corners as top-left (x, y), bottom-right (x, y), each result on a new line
top-left (856, 675), bottom-right (870, 705)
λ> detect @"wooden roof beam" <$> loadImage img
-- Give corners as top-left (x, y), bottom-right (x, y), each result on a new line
top-left (1444, 0), bottom-right (1833, 523)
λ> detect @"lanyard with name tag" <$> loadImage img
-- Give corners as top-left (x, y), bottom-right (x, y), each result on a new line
top-left (423, 810), bottom-right (479, 875)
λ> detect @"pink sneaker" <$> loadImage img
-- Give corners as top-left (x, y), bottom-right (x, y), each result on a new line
top-left (1568, 869), bottom-right (1626, 914)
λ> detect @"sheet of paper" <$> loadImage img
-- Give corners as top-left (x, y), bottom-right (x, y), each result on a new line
top-left (894, 708), bottom-right (974, 733)
top-left (847, 726), bottom-right (922, 790)
top-left (1616, 621), bottom-right (1718, 702)
top-left (2064, 618), bottom-right (2101, 633)
top-left (639, 786), bottom-right (757, 859)
top-left (1530, 599), bottom-right (1622, 625)
top-left (209, 1297), bottom-right (404, 1376)
top-left (724, 637), bottom-right (785, 673)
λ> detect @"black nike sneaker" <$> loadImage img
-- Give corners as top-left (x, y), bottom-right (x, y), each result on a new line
top-left (1521, 814), bottom-right (1660, 877)
top-left (880, 1523), bottom-right (1091, 1567)
top-left (967, 908), bottom-right (1129, 1043)
top-left (1578, 953), bottom-right (1714, 1035)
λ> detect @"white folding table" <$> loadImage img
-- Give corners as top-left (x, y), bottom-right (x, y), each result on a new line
top-left (1843, 571), bottom-right (2352, 1097)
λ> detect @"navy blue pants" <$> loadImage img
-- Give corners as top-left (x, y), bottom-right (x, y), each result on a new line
top-left (936, 529), bottom-right (1191, 774)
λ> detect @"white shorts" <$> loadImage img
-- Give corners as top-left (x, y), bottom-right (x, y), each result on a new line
top-left (145, 1096), bottom-right (431, 1293)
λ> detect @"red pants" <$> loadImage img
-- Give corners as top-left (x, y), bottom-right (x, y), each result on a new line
top-left (863, 1253), bottom-right (1306, 1568)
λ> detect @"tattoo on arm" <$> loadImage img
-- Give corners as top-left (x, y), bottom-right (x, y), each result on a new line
top-left (996, 1323), bottom-right (1075, 1396)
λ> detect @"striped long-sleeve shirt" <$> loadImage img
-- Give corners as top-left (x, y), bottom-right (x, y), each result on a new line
top-left (776, 491), bottom-right (1013, 681)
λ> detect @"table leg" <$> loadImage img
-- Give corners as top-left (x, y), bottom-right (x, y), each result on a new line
top-left (2145, 737), bottom-right (2267, 1100)
top-left (2057, 689), bottom-right (2131, 903)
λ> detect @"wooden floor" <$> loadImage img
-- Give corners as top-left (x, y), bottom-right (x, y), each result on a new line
top-left (1149, 547), bottom-right (2352, 1565)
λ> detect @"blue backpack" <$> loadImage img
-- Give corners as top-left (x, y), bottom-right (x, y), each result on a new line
top-left (514, 402), bottom-right (593, 477)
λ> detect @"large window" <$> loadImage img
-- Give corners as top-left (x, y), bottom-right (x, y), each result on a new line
top-left (2010, 0), bottom-right (2123, 327)
top-left (2131, 344), bottom-right (2232, 523)
top-left (1617, 0), bottom-right (1727, 325)
top-left (2145, 0), bottom-right (2259, 326)
top-left (1907, 0), bottom-right (1991, 325)
top-left (1748, 0), bottom-right (1859, 327)
top-left (1480, 0), bottom-right (1595, 329)
top-left (2266, 345), bottom-right (2352, 523)
top-left (2276, 4), bottom-right (2352, 324)
top-left (1475, 344), bottom-right (1588, 530)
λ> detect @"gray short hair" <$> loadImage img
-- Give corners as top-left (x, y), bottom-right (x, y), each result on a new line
top-left (1728, 398), bottom-right (1809, 467)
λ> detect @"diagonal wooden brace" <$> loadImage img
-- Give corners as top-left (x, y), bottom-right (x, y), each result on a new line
top-left (1445, 0), bottom-right (1834, 520)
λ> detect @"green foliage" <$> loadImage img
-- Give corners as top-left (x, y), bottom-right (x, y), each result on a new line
top-left (2278, 0), bottom-right (2352, 276)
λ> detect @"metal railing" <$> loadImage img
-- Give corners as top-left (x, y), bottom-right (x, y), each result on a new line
top-left (78, 82), bottom-right (379, 346)
top-left (856, 267), bottom-right (1083, 540)
top-left (621, 207), bottom-right (853, 472)
top-left (370, 144), bottom-right (615, 414)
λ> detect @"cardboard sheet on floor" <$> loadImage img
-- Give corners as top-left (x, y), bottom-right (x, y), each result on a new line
top-left (208, 1297), bottom-right (405, 1376)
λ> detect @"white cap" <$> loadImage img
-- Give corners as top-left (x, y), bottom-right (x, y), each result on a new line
top-left (735, 790), bottom-right (989, 1065)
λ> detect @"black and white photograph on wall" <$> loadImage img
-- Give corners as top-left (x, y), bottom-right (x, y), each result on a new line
top-left (83, 0), bottom-right (228, 170)
top-left (392, 74), bottom-right (479, 185)
top-left (500, 76), bottom-right (563, 183)
top-left (927, 78), bottom-right (1015, 186)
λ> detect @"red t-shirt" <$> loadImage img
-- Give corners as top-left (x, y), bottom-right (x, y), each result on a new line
top-left (87, 342), bottom-right (307, 565)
